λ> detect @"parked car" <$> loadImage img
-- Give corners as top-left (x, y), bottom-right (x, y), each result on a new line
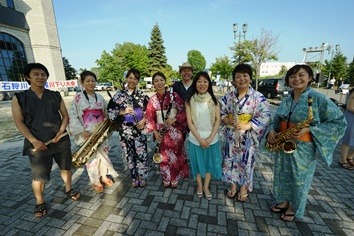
top-left (256, 78), bottom-right (290, 99)
top-left (95, 82), bottom-right (114, 91)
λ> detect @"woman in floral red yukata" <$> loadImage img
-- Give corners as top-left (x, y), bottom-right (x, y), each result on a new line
top-left (145, 72), bottom-right (189, 188)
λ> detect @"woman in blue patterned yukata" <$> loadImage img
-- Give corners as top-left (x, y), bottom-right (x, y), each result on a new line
top-left (267, 64), bottom-right (346, 221)
top-left (107, 69), bottom-right (149, 187)
top-left (68, 71), bottom-right (118, 193)
top-left (220, 64), bottom-right (271, 202)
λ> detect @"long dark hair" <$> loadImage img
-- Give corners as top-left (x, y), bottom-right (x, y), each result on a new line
top-left (186, 71), bottom-right (218, 105)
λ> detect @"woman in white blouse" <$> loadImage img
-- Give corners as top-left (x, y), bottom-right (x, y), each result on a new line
top-left (185, 71), bottom-right (221, 200)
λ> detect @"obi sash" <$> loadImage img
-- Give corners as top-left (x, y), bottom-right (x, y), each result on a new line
top-left (123, 107), bottom-right (143, 123)
top-left (227, 113), bottom-right (252, 129)
top-left (83, 109), bottom-right (104, 124)
top-left (280, 121), bottom-right (313, 142)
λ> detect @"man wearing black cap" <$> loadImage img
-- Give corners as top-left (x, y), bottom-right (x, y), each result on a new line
top-left (172, 62), bottom-right (194, 101)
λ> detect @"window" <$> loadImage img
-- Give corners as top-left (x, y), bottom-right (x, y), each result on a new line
top-left (0, 33), bottom-right (27, 81)
top-left (6, 0), bottom-right (15, 9)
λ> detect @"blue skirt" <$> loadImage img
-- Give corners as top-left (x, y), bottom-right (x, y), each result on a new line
top-left (188, 141), bottom-right (222, 180)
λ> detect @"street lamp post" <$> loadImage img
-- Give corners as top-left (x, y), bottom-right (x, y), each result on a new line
top-left (233, 23), bottom-right (248, 42)
top-left (233, 23), bottom-right (248, 65)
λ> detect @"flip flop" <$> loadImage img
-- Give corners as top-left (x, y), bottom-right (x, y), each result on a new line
top-left (339, 162), bottom-right (354, 170)
top-left (270, 203), bottom-right (288, 213)
top-left (237, 193), bottom-right (248, 202)
top-left (281, 212), bottom-right (295, 222)
top-left (347, 158), bottom-right (354, 166)
top-left (226, 189), bottom-right (237, 199)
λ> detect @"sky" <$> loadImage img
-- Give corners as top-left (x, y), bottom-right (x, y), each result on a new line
top-left (53, 0), bottom-right (354, 73)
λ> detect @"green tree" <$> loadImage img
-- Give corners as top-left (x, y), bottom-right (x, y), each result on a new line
top-left (230, 28), bottom-right (280, 90)
top-left (148, 23), bottom-right (167, 74)
top-left (63, 57), bottom-right (76, 80)
top-left (276, 65), bottom-right (288, 77)
top-left (347, 58), bottom-right (354, 85)
top-left (96, 43), bottom-right (150, 89)
top-left (96, 51), bottom-right (122, 88)
top-left (331, 52), bottom-right (347, 80)
top-left (209, 56), bottom-right (233, 80)
top-left (187, 50), bottom-right (206, 74)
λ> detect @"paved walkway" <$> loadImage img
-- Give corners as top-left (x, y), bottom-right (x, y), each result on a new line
top-left (0, 89), bottom-right (353, 235)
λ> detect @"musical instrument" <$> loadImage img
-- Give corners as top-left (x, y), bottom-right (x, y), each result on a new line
top-left (72, 117), bottom-right (115, 168)
top-left (266, 96), bottom-right (313, 153)
top-left (32, 132), bottom-right (68, 152)
top-left (153, 92), bottom-right (174, 164)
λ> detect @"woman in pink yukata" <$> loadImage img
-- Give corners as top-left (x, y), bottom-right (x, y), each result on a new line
top-left (68, 71), bottom-right (118, 193)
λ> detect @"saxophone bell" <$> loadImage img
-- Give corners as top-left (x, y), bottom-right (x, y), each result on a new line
top-left (282, 140), bottom-right (296, 153)
top-left (153, 153), bottom-right (163, 164)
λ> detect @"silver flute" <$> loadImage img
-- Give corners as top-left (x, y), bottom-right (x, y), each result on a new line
top-left (230, 100), bottom-right (242, 148)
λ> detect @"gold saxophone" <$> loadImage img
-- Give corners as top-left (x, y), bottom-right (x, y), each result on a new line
top-left (153, 92), bottom-right (174, 164)
top-left (266, 96), bottom-right (313, 153)
top-left (72, 117), bottom-right (116, 168)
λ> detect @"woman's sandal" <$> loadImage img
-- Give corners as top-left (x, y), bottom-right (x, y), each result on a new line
top-left (281, 212), bottom-right (295, 222)
top-left (163, 181), bottom-right (170, 187)
top-left (93, 184), bottom-right (104, 193)
top-left (171, 181), bottom-right (178, 188)
top-left (270, 203), bottom-right (288, 213)
top-left (347, 158), bottom-right (354, 166)
top-left (226, 189), bottom-right (237, 199)
top-left (339, 162), bottom-right (354, 170)
top-left (237, 192), bottom-right (248, 202)
top-left (132, 180), bottom-right (139, 187)
top-left (66, 188), bottom-right (81, 200)
top-left (139, 179), bottom-right (146, 187)
top-left (34, 202), bottom-right (47, 218)
top-left (100, 175), bottom-right (114, 187)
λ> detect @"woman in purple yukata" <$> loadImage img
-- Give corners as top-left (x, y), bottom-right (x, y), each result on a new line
top-left (220, 64), bottom-right (270, 202)
top-left (145, 72), bottom-right (189, 188)
top-left (107, 69), bottom-right (149, 187)
top-left (68, 71), bottom-right (118, 193)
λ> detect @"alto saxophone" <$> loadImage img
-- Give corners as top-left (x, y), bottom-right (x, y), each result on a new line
top-left (153, 92), bottom-right (174, 164)
top-left (72, 117), bottom-right (115, 168)
top-left (266, 95), bottom-right (313, 153)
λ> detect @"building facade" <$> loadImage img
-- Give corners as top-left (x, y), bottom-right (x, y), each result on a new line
top-left (259, 61), bottom-right (296, 77)
top-left (0, 0), bottom-right (65, 99)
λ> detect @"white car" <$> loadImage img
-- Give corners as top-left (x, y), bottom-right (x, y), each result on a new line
top-left (95, 82), bottom-right (114, 91)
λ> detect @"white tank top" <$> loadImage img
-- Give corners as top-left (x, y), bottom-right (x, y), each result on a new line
top-left (189, 102), bottom-right (218, 146)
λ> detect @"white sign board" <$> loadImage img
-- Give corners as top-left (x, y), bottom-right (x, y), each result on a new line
top-left (0, 80), bottom-right (78, 92)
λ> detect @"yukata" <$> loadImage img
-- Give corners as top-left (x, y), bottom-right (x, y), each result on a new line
top-left (269, 87), bottom-right (346, 218)
top-left (68, 91), bottom-right (118, 186)
top-left (220, 87), bottom-right (270, 192)
top-left (107, 88), bottom-right (149, 183)
top-left (145, 91), bottom-right (189, 185)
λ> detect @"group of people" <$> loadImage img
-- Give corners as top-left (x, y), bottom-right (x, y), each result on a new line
top-left (12, 62), bottom-right (350, 223)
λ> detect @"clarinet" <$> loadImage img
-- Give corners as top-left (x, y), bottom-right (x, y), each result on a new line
top-left (126, 92), bottom-right (139, 125)
top-left (153, 92), bottom-right (174, 163)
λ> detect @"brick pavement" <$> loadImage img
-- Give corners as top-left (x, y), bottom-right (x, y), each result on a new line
top-left (0, 130), bottom-right (353, 235)
top-left (0, 90), bottom-right (353, 235)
